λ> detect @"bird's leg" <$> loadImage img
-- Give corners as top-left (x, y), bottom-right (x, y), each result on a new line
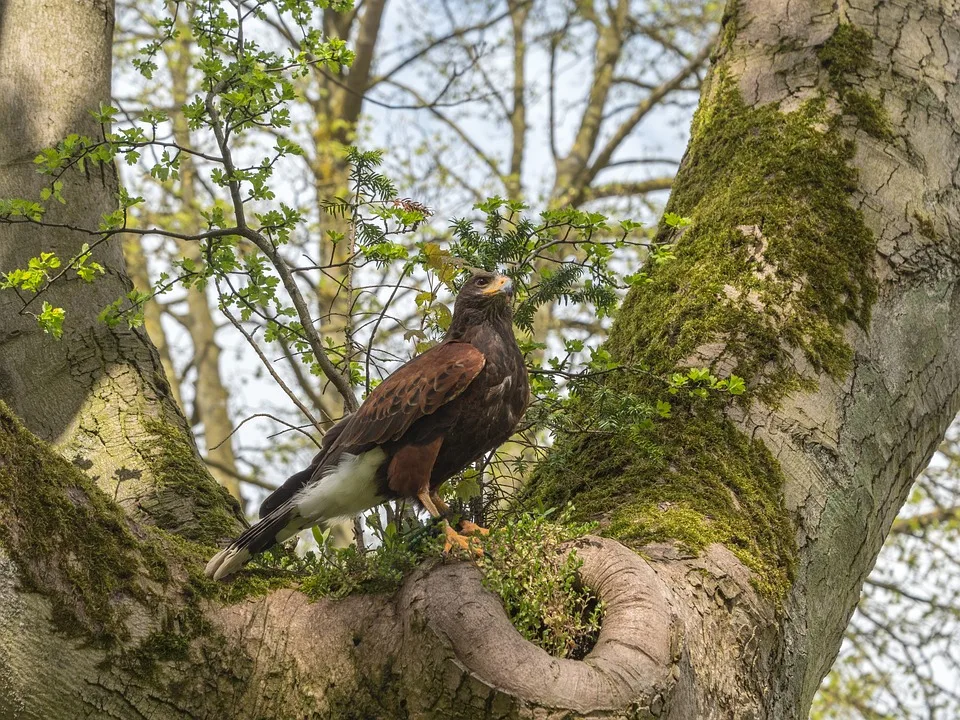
top-left (429, 490), bottom-right (450, 516)
top-left (417, 489), bottom-right (443, 518)
top-left (418, 490), bottom-right (482, 556)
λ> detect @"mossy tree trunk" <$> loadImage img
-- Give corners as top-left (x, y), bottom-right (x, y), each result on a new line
top-left (2, 1), bottom-right (960, 718)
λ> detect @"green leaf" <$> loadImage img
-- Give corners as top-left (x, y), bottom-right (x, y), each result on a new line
top-left (38, 302), bottom-right (65, 339)
top-left (663, 212), bottom-right (692, 228)
top-left (655, 400), bottom-right (672, 418)
top-left (455, 469), bottom-right (481, 502)
top-left (727, 375), bottom-right (746, 395)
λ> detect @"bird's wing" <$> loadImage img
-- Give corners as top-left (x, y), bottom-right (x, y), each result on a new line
top-left (336, 340), bottom-right (486, 447)
top-left (258, 419), bottom-right (348, 518)
top-left (258, 341), bottom-right (485, 517)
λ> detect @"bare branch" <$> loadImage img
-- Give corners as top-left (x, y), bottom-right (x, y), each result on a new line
top-left (578, 40), bottom-right (714, 193)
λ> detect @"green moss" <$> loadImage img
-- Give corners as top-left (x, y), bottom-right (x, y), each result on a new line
top-left (0, 401), bottom-right (146, 643)
top-left (530, 399), bottom-right (795, 597)
top-left (0, 401), bottom-right (275, 695)
top-left (843, 91), bottom-right (893, 141)
top-left (142, 418), bottom-right (242, 545)
top-left (717, 0), bottom-right (739, 56)
top-left (817, 24), bottom-right (893, 141)
top-left (914, 211), bottom-right (937, 239)
top-left (526, 69), bottom-right (879, 599)
top-left (616, 75), bottom-right (875, 392)
top-left (817, 24), bottom-right (873, 85)
top-left (0, 402), bottom-right (242, 647)
top-left (211, 567), bottom-right (297, 603)
top-left (126, 626), bottom-right (191, 676)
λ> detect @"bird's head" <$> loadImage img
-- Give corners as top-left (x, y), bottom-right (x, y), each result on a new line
top-left (450, 271), bottom-right (515, 327)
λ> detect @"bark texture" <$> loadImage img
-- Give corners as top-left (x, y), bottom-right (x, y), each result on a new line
top-left (1, 0), bottom-right (959, 719)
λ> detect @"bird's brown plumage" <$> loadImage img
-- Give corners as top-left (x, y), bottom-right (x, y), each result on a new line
top-left (205, 271), bottom-right (529, 580)
top-left (335, 342), bottom-right (486, 448)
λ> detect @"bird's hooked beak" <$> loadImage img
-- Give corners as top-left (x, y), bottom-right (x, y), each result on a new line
top-left (482, 274), bottom-right (515, 299)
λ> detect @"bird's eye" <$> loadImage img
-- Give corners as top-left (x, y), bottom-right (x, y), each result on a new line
top-left (476, 277), bottom-right (489, 286)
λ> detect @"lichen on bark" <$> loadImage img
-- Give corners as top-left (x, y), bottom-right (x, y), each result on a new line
top-left (526, 60), bottom-right (880, 599)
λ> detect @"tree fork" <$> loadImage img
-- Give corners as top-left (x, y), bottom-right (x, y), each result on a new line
top-left (2, 0), bottom-right (960, 719)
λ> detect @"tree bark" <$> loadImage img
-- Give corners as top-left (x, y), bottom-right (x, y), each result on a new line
top-left (2, 1), bottom-right (959, 719)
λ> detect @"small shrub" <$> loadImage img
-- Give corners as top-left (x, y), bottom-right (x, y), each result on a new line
top-left (478, 506), bottom-right (603, 660)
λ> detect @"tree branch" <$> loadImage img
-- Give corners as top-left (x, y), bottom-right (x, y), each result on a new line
top-left (578, 177), bottom-right (674, 202)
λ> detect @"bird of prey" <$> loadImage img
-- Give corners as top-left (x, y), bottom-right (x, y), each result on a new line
top-left (205, 271), bottom-right (529, 580)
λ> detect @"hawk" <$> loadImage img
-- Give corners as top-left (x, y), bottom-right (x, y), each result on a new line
top-left (205, 271), bottom-right (529, 580)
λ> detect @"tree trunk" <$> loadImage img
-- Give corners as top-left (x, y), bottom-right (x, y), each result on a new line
top-left (2, 1), bottom-right (959, 718)
top-left (0, 0), bottom-right (240, 541)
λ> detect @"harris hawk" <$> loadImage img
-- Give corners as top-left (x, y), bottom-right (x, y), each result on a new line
top-left (205, 271), bottom-right (529, 580)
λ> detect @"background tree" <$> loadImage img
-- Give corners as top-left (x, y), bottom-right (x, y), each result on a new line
top-left (1, 0), bottom-right (959, 718)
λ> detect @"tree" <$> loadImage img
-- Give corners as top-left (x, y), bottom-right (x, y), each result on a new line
top-left (2, 1), bottom-right (959, 719)
top-left (0, 0), bottom-right (240, 537)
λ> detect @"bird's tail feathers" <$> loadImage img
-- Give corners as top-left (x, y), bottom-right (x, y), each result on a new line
top-left (205, 501), bottom-right (304, 581)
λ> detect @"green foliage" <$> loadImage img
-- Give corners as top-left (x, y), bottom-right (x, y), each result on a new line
top-left (99, 289), bottom-right (151, 329)
top-left (668, 367), bottom-right (746, 399)
top-left (297, 540), bottom-right (420, 599)
top-left (0, 247), bottom-right (104, 338)
top-left (478, 506), bottom-right (602, 660)
top-left (448, 198), bottom-right (650, 332)
top-left (0, 246), bottom-right (104, 296)
top-left (0, 0), bottom-right (358, 340)
top-left (234, 513), bottom-right (443, 601)
top-left (301, 513), bottom-right (433, 598)
top-left (0, 198), bottom-right (44, 221)
top-left (38, 301), bottom-right (65, 339)
top-left (73, 244), bottom-right (105, 283)
top-left (662, 212), bottom-right (692, 229)
top-left (1, 251), bottom-right (60, 292)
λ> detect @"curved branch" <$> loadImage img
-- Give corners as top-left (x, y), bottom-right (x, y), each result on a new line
top-left (402, 536), bottom-right (678, 712)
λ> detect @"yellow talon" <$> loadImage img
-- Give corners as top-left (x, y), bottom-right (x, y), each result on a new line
top-left (459, 519), bottom-right (489, 536)
top-left (443, 524), bottom-right (484, 557)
